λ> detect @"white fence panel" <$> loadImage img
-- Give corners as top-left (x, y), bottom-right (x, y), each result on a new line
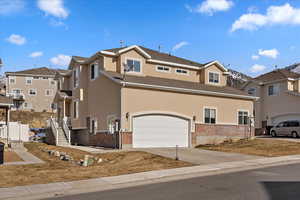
top-left (0, 122), bottom-right (30, 142)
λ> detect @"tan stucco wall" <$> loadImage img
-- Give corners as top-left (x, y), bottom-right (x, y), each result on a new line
top-left (7, 75), bottom-right (57, 112)
top-left (71, 63), bottom-right (89, 129)
top-left (244, 80), bottom-right (300, 128)
top-left (86, 73), bottom-right (121, 131)
top-left (115, 49), bottom-right (201, 82)
top-left (244, 82), bottom-right (262, 128)
top-left (203, 65), bottom-right (227, 86)
top-left (121, 87), bottom-right (254, 132)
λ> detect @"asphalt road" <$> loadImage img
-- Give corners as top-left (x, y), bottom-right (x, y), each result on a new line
top-left (46, 163), bottom-right (300, 200)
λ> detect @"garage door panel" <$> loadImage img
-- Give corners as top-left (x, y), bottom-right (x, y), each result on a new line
top-left (133, 115), bottom-right (189, 148)
top-left (272, 114), bottom-right (300, 125)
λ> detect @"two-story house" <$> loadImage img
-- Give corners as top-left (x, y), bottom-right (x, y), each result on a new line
top-left (54, 45), bottom-right (257, 148)
top-left (242, 68), bottom-right (300, 134)
top-left (5, 67), bottom-right (63, 112)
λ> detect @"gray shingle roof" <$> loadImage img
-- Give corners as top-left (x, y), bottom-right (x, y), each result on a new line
top-left (254, 69), bottom-right (300, 82)
top-left (106, 71), bottom-right (251, 97)
top-left (103, 46), bottom-right (204, 67)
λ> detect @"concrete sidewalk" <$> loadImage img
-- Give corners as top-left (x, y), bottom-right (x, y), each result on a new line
top-left (141, 148), bottom-right (261, 165)
top-left (3, 154), bottom-right (300, 200)
top-left (4, 149), bottom-right (44, 166)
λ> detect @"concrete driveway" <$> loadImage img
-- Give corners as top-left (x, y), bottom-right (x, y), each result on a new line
top-left (141, 148), bottom-right (262, 165)
top-left (257, 135), bottom-right (300, 143)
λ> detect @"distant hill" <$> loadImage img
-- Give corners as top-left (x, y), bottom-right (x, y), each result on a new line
top-left (227, 69), bottom-right (252, 89)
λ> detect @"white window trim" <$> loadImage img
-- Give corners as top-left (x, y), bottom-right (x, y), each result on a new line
top-left (90, 118), bottom-right (98, 134)
top-left (73, 100), bottom-right (79, 119)
top-left (25, 77), bottom-right (33, 85)
top-left (237, 110), bottom-right (249, 125)
top-left (156, 65), bottom-right (171, 73)
top-left (208, 71), bottom-right (220, 85)
top-left (9, 76), bottom-right (16, 85)
top-left (49, 78), bottom-right (56, 86)
top-left (28, 88), bottom-right (37, 96)
top-left (268, 84), bottom-right (280, 96)
top-left (175, 68), bottom-right (189, 76)
top-left (247, 87), bottom-right (257, 96)
top-left (12, 88), bottom-right (22, 93)
top-left (125, 57), bottom-right (143, 74)
top-left (203, 107), bottom-right (218, 124)
top-left (73, 67), bottom-right (80, 89)
top-left (45, 89), bottom-right (53, 96)
top-left (90, 63), bottom-right (99, 81)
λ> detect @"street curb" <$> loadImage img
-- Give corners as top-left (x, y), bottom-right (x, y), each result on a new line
top-left (2, 155), bottom-right (300, 200)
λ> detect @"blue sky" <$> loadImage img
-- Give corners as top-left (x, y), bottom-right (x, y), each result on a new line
top-left (1, 0), bottom-right (300, 77)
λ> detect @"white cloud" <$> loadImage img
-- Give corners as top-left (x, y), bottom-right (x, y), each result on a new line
top-left (258, 49), bottom-right (279, 59)
top-left (29, 51), bottom-right (43, 58)
top-left (50, 54), bottom-right (71, 66)
top-left (6, 34), bottom-right (26, 45)
top-left (37, 0), bottom-right (69, 19)
top-left (185, 4), bottom-right (193, 13)
top-left (195, 0), bottom-right (234, 15)
top-left (231, 3), bottom-right (300, 32)
top-left (250, 64), bottom-right (266, 73)
top-left (0, 0), bottom-right (24, 15)
top-left (172, 41), bottom-right (189, 51)
top-left (251, 55), bottom-right (259, 60)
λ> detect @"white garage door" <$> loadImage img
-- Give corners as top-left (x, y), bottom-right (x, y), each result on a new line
top-left (272, 114), bottom-right (300, 125)
top-left (133, 115), bottom-right (189, 148)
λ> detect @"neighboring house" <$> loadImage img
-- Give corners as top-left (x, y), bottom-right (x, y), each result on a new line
top-left (242, 69), bottom-right (300, 133)
top-left (5, 67), bottom-right (63, 112)
top-left (54, 45), bottom-right (257, 148)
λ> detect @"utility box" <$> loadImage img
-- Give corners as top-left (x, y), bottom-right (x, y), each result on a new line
top-left (0, 142), bottom-right (4, 165)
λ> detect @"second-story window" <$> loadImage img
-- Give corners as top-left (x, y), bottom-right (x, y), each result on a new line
top-left (156, 66), bottom-right (170, 73)
top-left (126, 59), bottom-right (141, 73)
top-left (90, 64), bottom-right (99, 80)
top-left (26, 77), bottom-right (32, 85)
top-left (209, 72), bottom-right (220, 84)
top-left (12, 89), bottom-right (21, 95)
top-left (176, 68), bottom-right (189, 75)
top-left (73, 67), bottom-right (79, 88)
top-left (28, 89), bottom-right (37, 96)
top-left (268, 84), bottom-right (279, 96)
top-left (247, 88), bottom-right (256, 96)
top-left (45, 89), bottom-right (53, 96)
top-left (9, 77), bottom-right (16, 84)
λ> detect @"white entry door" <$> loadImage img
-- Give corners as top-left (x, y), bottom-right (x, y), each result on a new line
top-left (133, 114), bottom-right (189, 148)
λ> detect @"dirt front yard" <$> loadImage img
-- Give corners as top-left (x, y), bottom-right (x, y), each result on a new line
top-left (4, 151), bottom-right (23, 162)
top-left (0, 143), bottom-right (191, 188)
top-left (197, 139), bottom-right (300, 157)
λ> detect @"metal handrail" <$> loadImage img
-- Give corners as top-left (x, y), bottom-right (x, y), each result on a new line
top-left (50, 117), bottom-right (58, 145)
top-left (62, 118), bottom-right (71, 145)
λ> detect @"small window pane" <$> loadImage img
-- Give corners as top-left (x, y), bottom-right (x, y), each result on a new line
top-left (133, 61), bottom-right (141, 72)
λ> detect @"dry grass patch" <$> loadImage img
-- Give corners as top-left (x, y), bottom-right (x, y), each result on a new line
top-left (197, 139), bottom-right (300, 157)
top-left (0, 143), bottom-right (191, 188)
top-left (4, 152), bottom-right (23, 163)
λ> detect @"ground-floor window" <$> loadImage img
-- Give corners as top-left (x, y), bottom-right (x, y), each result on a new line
top-left (238, 111), bottom-right (249, 125)
top-left (73, 101), bottom-right (79, 119)
top-left (204, 108), bottom-right (216, 124)
top-left (90, 119), bottom-right (97, 134)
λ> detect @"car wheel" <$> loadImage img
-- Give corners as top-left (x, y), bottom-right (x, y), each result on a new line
top-left (271, 131), bottom-right (276, 137)
top-left (292, 131), bottom-right (298, 138)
